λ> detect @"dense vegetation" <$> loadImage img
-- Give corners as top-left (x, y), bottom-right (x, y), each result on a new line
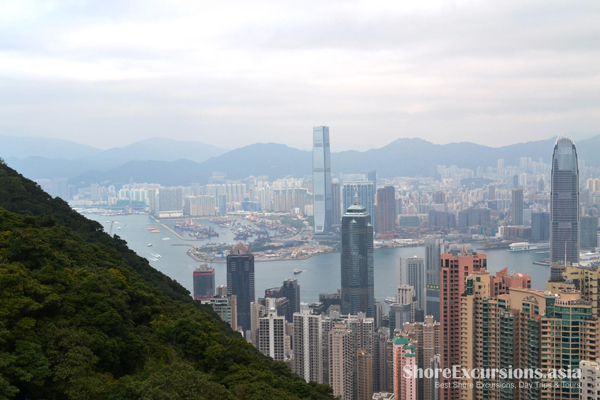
top-left (0, 160), bottom-right (334, 400)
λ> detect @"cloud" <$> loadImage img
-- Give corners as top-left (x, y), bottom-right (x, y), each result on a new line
top-left (0, 0), bottom-right (599, 150)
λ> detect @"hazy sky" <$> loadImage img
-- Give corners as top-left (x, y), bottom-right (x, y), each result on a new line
top-left (1, 0), bottom-right (600, 151)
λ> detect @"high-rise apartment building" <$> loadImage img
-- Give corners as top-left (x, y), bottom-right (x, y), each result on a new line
top-left (157, 187), bottom-right (184, 217)
top-left (440, 245), bottom-right (486, 400)
top-left (258, 298), bottom-right (286, 362)
top-left (341, 202), bottom-right (375, 318)
top-left (227, 242), bottom-right (255, 333)
top-left (192, 264), bottom-right (215, 301)
top-left (293, 309), bottom-right (323, 383)
top-left (550, 136), bottom-right (580, 269)
top-left (581, 359), bottom-right (600, 400)
top-left (375, 186), bottom-right (396, 234)
top-left (402, 316), bottom-right (440, 400)
top-left (343, 182), bottom-right (375, 230)
top-left (313, 126), bottom-right (333, 234)
top-left (356, 349), bottom-right (373, 400)
top-left (392, 337), bottom-right (417, 400)
top-left (397, 257), bottom-right (425, 314)
top-left (511, 188), bottom-right (524, 225)
top-left (425, 238), bottom-right (446, 322)
top-left (329, 325), bottom-right (354, 400)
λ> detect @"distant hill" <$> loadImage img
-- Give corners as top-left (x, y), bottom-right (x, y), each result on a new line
top-left (0, 135), bottom-right (101, 159)
top-left (1, 137), bottom-right (227, 180)
top-left (6, 134), bottom-right (600, 185)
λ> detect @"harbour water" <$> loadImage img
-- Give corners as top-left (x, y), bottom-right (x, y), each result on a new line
top-left (88, 214), bottom-right (551, 304)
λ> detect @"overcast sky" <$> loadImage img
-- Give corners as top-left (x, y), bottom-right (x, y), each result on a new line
top-left (1, 0), bottom-right (600, 151)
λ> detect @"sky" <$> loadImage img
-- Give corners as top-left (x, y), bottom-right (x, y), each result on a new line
top-left (1, 0), bottom-right (600, 152)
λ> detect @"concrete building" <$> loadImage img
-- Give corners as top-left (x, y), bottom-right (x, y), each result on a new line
top-left (511, 188), bottom-right (523, 225)
top-left (258, 298), bottom-right (286, 362)
top-left (396, 257), bottom-right (425, 314)
top-left (192, 264), bottom-right (215, 301)
top-left (209, 295), bottom-right (237, 331)
top-left (376, 186), bottom-right (396, 234)
top-left (357, 349), bottom-right (374, 400)
top-left (392, 337), bottom-right (417, 400)
top-left (581, 359), bottom-right (600, 400)
top-left (329, 325), bottom-right (354, 400)
top-left (402, 316), bottom-right (440, 400)
top-left (581, 216), bottom-right (599, 249)
top-left (293, 309), bottom-right (323, 383)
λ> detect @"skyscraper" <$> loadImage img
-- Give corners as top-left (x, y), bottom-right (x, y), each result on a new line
top-left (258, 298), bottom-right (286, 361)
top-left (531, 212), bottom-right (550, 241)
top-left (209, 295), bottom-right (237, 331)
top-left (511, 188), bottom-right (523, 225)
top-left (227, 242), bottom-right (255, 333)
top-left (192, 264), bottom-right (215, 301)
top-left (342, 182), bottom-right (375, 230)
top-left (341, 202), bottom-right (375, 318)
top-left (581, 216), bottom-right (599, 249)
top-left (424, 238), bottom-right (446, 321)
top-left (329, 325), bottom-right (354, 400)
top-left (375, 186), bottom-right (396, 234)
top-left (313, 126), bottom-right (333, 234)
top-left (396, 257), bottom-right (425, 314)
top-left (332, 180), bottom-right (342, 227)
top-left (282, 278), bottom-right (301, 317)
top-left (550, 136), bottom-right (580, 269)
top-left (293, 309), bottom-right (323, 383)
top-left (356, 349), bottom-right (373, 400)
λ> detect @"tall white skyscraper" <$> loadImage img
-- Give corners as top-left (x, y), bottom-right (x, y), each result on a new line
top-left (313, 126), bottom-right (333, 234)
top-left (258, 298), bottom-right (286, 361)
top-left (293, 309), bottom-right (323, 383)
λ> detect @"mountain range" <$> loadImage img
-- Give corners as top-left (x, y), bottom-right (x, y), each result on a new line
top-left (3, 134), bottom-right (600, 187)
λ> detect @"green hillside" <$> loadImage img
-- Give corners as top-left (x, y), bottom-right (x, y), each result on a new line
top-left (0, 159), bottom-right (334, 400)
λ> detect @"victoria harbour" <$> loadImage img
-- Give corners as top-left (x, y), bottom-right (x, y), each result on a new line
top-left (88, 213), bottom-right (551, 305)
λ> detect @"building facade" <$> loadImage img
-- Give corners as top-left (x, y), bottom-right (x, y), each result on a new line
top-left (313, 126), bottom-right (333, 234)
top-left (227, 242), bottom-right (255, 333)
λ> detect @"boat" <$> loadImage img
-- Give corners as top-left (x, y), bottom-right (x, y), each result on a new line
top-left (151, 253), bottom-right (161, 258)
top-left (385, 296), bottom-right (396, 304)
top-left (147, 227), bottom-right (156, 231)
top-left (509, 242), bottom-right (550, 252)
top-left (162, 237), bottom-right (171, 241)
top-left (148, 243), bottom-right (153, 247)
top-left (117, 227), bottom-right (121, 230)
top-left (293, 269), bottom-right (303, 274)
top-left (151, 230), bottom-right (160, 233)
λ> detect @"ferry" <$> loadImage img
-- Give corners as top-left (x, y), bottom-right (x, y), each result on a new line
top-left (509, 242), bottom-right (550, 252)
top-left (293, 269), bottom-right (303, 274)
top-left (385, 296), bottom-right (396, 304)
top-left (580, 251), bottom-right (600, 263)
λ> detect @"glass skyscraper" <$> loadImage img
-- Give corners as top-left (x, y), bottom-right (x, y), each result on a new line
top-left (342, 181), bottom-right (375, 230)
top-left (550, 136), bottom-right (579, 271)
top-left (312, 126), bottom-right (333, 234)
top-left (340, 202), bottom-right (374, 318)
top-left (227, 242), bottom-right (255, 333)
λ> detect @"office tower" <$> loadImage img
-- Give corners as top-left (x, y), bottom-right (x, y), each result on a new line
top-left (439, 245), bottom-right (486, 400)
top-left (392, 337), bottom-right (417, 400)
top-left (511, 188), bottom-right (523, 225)
top-left (403, 316), bottom-right (440, 400)
top-left (218, 193), bottom-right (227, 215)
top-left (581, 360), bottom-right (600, 400)
top-left (374, 301), bottom-right (384, 329)
top-left (389, 286), bottom-right (417, 331)
top-left (342, 182), bottom-right (376, 230)
top-left (293, 309), bottom-right (323, 383)
top-left (368, 170), bottom-right (377, 190)
top-left (425, 238), bottom-right (446, 322)
top-left (227, 243), bottom-right (255, 332)
top-left (512, 174), bottom-right (519, 188)
top-left (497, 158), bottom-right (504, 169)
top-left (531, 212), bottom-right (550, 241)
top-left (356, 349), bottom-right (373, 400)
top-left (192, 264), bottom-right (215, 301)
top-left (209, 295), bottom-right (237, 331)
top-left (332, 180), bottom-right (342, 227)
top-left (282, 279), bottom-right (301, 317)
top-left (376, 186), bottom-right (396, 234)
top-left (581, 216), bottom-right (599, 249)
top-left (550, 136), bottom-right (580, 269)
top-left (258, 299), bottom-right (286, 361)
top-left (341, 202), bottom-right (375, 318)
top-left (396, 257), bottom-right (425, 314)
top-left (313, 126), bottom-right (333, 234)
top-left (487, 185), bottom-right (496, 200)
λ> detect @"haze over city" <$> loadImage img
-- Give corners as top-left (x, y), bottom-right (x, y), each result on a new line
top-left (2, 0), bottom-right (600, 150)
